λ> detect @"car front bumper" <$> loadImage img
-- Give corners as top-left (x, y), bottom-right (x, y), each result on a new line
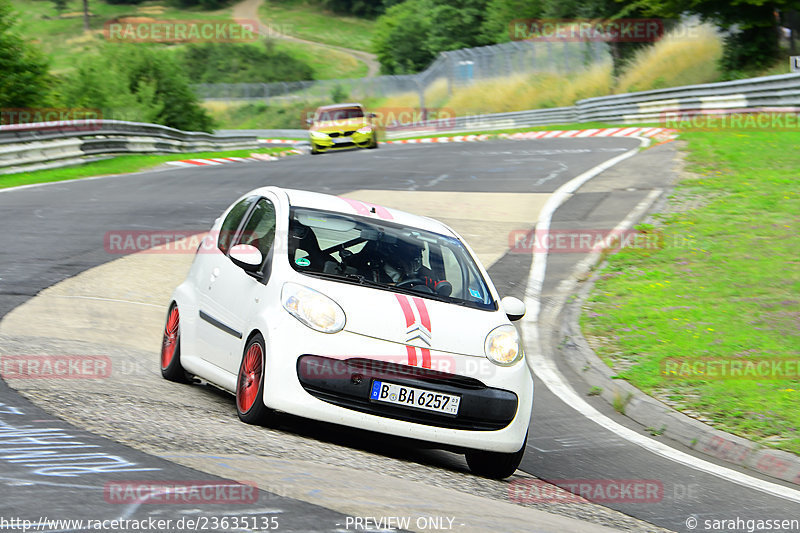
top-left (310, 131), bottom-right (374, 151)
top-left (261, 317), bottom-right (533, 453)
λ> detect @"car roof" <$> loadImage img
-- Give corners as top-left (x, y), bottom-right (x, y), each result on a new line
top-left (257, 186), bottom-right (456, 236)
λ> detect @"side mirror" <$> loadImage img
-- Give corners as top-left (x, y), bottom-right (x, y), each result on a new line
top-left (501, 296), bottom-right (526, 322)
top-left (306, 118), bottom-right (313, 126)
top-left (368, 112), bottom-right (376, 118)
top-left (229, 244), bottom-right (263, 272)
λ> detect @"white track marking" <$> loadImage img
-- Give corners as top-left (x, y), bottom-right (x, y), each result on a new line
top-left (521, 137), bottom-right (800, 504)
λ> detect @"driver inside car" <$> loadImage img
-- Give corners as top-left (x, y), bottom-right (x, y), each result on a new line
top-left (379, 239), bottom-right (452, 296)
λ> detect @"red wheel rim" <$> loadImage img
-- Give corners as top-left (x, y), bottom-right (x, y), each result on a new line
top-left (237, 342), bottom-right (263, 413)
top-left (161, 306), bottom-right (179, 369)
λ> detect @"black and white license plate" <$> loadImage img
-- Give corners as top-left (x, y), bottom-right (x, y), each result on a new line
top-left (369, 380), bottom-right (460, 415)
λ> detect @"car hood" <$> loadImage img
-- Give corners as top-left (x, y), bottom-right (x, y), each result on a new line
top-left (311, 118), bottom-right (368, 132)
top-left (318, 282), bottom-right (504, 357)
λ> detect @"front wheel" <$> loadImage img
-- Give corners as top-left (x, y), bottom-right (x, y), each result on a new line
top-left (160, 303), bottom-right (189, 382)
top-left (465, 436), bottom-right (527, 479)
top-left (236, 333), bottom-right (273, 425)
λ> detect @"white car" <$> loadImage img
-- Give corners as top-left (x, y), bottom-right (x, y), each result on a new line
top-left (161, 186), bottom-right (533, 479)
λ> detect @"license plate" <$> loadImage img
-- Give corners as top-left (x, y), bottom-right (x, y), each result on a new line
top-left (369, 380), bottom-right (460, 415)
top-left (332, 137), bottom-right (350, 144)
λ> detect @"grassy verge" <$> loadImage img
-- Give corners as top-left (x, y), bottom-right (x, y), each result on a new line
top-left (272, 40), bottom-right (368, 80)
top-left (0, 147), bottom-right (292, 190)
top-left (9, 0), bottom-right (233, 73)
top-left (259, 0), bottom-right (375, 52)
top-left (581, 130), bottom-right (800, 454)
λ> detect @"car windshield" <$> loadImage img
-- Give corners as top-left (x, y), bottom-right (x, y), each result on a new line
top-left (315, 108), bottom-right (364, 121)
top-left (288, 207), bottom-right (496, 310)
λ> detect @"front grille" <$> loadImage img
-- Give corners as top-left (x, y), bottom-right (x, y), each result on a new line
top-left (297, 355), bottom-right (518, 431)
top-left (328, 132), bottom-right (340, 137)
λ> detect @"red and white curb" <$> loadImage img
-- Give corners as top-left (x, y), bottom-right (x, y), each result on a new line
top-left (165, 150), bottom-right (302, 167)
top-left (382, 134), bottom-right (490, 145)
top-left (258, 139), bottom-right (305, 145)
top-left (499, 127), bottom-right (678, 142)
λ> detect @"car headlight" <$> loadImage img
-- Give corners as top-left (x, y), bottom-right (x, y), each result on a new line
top-left (356, 126), bottom-right (372, 134)
top-left (484, 325), bottom-right (522, 366)
top-left (282, 282), bottom-right (345, 333)
top-left (310, 131), bottom-right (329, 139)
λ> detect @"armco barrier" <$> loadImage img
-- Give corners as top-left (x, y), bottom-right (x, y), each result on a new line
top-left (379, 72), bottom-right (800, 135)
top-left (3, 73), bottom-right (799, 173)
top-left (0, 119), bottom-right (258, 175)
top-left (576, 72), bottom-right (800, 123)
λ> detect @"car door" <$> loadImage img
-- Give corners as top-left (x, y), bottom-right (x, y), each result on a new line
top-left (198, 196), bottom-right (277, 374)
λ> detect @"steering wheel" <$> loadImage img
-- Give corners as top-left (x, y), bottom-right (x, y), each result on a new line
top-left (395, 278), bottom-right (434, 293)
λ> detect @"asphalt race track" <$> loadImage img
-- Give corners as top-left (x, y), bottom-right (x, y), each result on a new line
top-left (1, 139), bottom-right (799, 532)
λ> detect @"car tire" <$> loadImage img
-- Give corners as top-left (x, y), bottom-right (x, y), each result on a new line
top-left (465, 435), bottom-right (527, 479)
top-left (310, 144), bottom-right (320, 155)
top-left (368, 134), bottom-right (378, 149)
top-left (160, 303), bottom-right (189, 382)
top-left (236, 333), bottom-right (272, 425)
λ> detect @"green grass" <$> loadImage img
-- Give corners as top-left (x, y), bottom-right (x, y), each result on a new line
top-left (272, 39), bottom-right (367, 80)
top-left (0, 147), bottom-right (292, 190)
top-left (258, 0), bottom-right (375, 52)
top-left (9, 0), bottom-right (234, 73)
top-left (581, 129), bottom-right (800, 454)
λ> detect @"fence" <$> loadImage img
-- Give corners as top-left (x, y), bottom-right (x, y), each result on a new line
top-left (195, 39), bottom-right (610, 105)
top-left (0, 120), bottom-right (258, 174)
top-left (4, 72), bottom-right (799, 173)
top-left (375, 72), bottom-right (800, 137)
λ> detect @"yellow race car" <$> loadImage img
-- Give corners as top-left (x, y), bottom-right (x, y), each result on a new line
top-left (307, 103), bottom-right (378, 154)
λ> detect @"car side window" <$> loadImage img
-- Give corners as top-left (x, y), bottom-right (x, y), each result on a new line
top-left (239, 198), bottom-right (277, 261)
top-left (218, 196), bottom-right (257, 254)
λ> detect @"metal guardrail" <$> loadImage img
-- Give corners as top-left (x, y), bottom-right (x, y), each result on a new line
top-left (4, 73), bottom-right (798, 173)
top-left (0, 119), bottom-right (259, 174)
top-left (376, 72), bottom-right (800, 135)
top-left (576, 72), bottom-right (800, 123)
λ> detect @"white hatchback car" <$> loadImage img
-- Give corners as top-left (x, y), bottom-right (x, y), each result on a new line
top-left (161, 186), bottom-right (533, 478)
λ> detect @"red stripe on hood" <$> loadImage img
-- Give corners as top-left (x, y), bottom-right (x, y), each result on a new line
top-left (395, 294), bottom-right (415, 328)
top-left (412, 297), bottom-right (431, 333)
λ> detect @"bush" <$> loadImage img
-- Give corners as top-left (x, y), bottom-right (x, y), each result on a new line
top-left (180, 41), bottom-right (314, 83)
top-left (61, 44), bottom-right (214, 132)
top-left (0, 0), bottom-right (52, 108)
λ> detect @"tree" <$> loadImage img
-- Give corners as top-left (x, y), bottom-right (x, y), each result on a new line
top-left (0, 0), bottom-right (52, 108)
top-left (480, 0), bottom-right (546, 43)
top-left (373, 0), bottom-right (494, 74)
top-left (636, 0), bottom-right (793, 74)
top-left (82, 0), bottom-right (89, 31)
top-left (62, 44), bottom-right (214, 132)
top-left (52, 0), bottom-right (68, 15)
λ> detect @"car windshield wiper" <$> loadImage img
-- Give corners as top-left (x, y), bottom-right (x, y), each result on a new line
top-left (304, 270), bottom-right (383, 287)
